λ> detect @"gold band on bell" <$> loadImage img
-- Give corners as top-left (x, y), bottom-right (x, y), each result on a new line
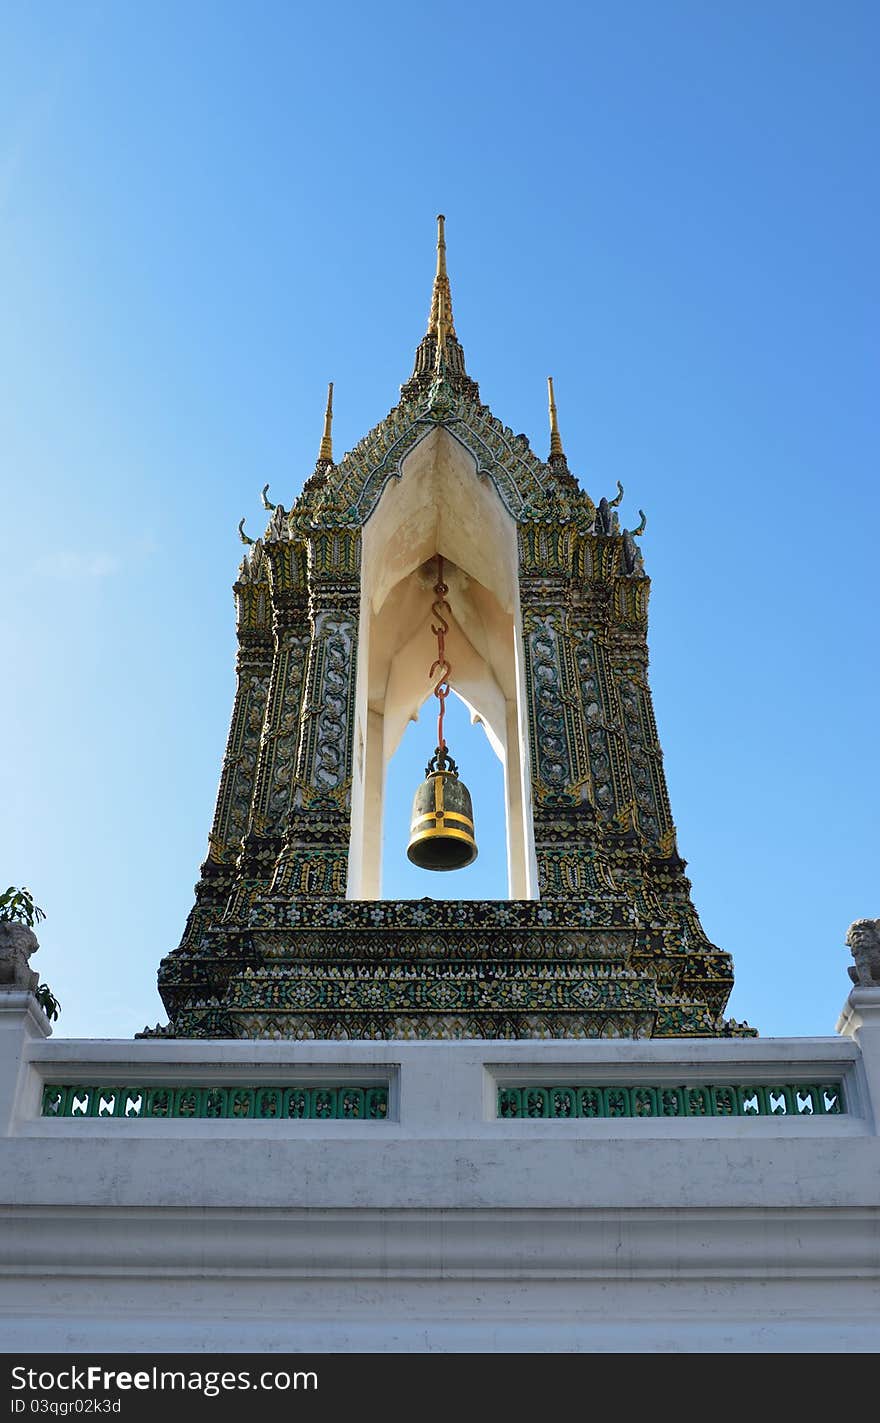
top-left (410, 810), bottom-right (475, 833)
top-left (407, 823), bottom-right (477, 850)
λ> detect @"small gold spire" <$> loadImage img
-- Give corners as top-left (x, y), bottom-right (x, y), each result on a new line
top-left (428, 213), bottom-right (456, 338)
top-left (436, 213), bottom-right (448, 280)
top-left (547, 376), bottom-right (565, 458)
top-left (318, 381), bottom-right (334, 463)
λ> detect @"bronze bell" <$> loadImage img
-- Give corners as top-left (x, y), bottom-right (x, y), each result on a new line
top-left (407, 746), bottom-right (478, 872)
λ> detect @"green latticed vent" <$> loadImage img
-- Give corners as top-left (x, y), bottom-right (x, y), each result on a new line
top-left (497, 1082), bottom-right (845, 1119)
top-left (41, 1083), bottom-right (389, 1121)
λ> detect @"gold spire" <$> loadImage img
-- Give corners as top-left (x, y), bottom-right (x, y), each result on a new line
top-left (547, 376), bottom-right (565, 458)
top-left (428, 214), bottom-right (457, 338)
top-left (436, 212), bottom-right (448, 280)
top-left (434, 288), bottom-right (449, 372)
top-left (318, 381), bottom-right (334, 463)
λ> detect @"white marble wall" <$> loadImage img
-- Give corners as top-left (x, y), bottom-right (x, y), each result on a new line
top-left (1, 989), bottom-right (879, 1352)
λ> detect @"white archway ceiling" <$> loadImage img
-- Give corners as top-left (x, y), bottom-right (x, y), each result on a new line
top-left (350, 425), bottom-right (534, 898)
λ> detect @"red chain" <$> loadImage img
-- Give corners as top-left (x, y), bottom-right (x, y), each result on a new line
top-left (429, 554), bottom-right (452, 750)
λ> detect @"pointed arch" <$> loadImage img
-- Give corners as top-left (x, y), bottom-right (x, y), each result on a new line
top-left (347, 426), bottom-right (538, 899)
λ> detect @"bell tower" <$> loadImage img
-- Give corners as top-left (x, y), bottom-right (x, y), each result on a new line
top-left (152, 217), bottom-right (750, 1041)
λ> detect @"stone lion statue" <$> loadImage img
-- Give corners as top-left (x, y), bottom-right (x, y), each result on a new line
top-left (846, 918), bottom-right (880, 987)
top-left (0, 922), bottom-right (39, 992)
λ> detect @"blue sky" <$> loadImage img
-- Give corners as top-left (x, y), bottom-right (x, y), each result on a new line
top-left (0, 1), bottom-right (876, 1040)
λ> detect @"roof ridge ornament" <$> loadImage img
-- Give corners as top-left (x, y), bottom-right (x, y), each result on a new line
top-left (545, 375), bottom-right (583, 498)
top-left (547, 376), bottom-right (565, 459)
top-left (318, 381), bottom-right (334, 465)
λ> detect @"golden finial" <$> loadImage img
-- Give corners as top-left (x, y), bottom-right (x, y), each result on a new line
top-left (318, 381), bottom-right (334, 463)
top-left (547, 376), bottom-right (565, 458)
top-left (436, 213), bottom-right (448, 279)
top-left (428, 213), bottom-right (456, 339)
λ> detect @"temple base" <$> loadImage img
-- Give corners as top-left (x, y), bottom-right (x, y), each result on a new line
top-left (2, 997), bottom-right (878, 1352)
